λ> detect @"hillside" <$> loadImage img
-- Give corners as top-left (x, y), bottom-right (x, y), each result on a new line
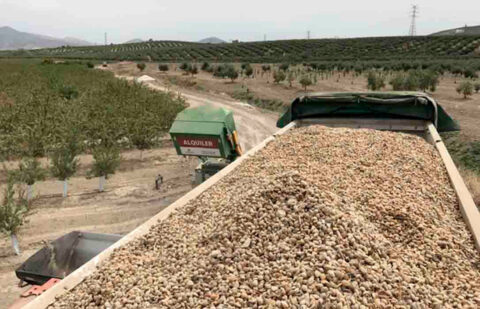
top-left (199, 36), bottom-right (226, 44)
top-left (1, 35), bottom-right (480, 62)
top-left (431, 25), bottom-right (480, 36)
top-left (0, 26), bottom-right (92, 50)
top-left (124, 38), bottom-right (144, 44)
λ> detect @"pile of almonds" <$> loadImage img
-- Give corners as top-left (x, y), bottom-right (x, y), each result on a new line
top-left (51, 126), bottom-right (480, 308)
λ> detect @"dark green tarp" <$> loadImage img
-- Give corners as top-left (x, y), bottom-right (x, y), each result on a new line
top-left (277, 92), bottom-right (459, 132)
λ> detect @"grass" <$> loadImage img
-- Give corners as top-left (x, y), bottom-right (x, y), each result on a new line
top-left (442, 132), bottom-right (480, 207)
top-left (442, 133), bottom-right (480, 173)
top-left (231, 89), bottom-right (286, 112)
top-left (461, 169), bottom-right (480, 206)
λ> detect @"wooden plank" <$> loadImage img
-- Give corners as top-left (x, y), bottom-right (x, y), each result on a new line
top-left (427, 123), bottom-right (480, 252)
top-left (22, 133), bottom-right (280, 309)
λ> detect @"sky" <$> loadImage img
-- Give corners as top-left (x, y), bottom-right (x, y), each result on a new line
top-left (0, 0), bottom-right (478, 44)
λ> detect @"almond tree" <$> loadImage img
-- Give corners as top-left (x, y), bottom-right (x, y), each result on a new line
top-left (16, 157), bottom-right (46, 201)
top-left (0, 174), bottom-right (29, 255)
top-left (299, 75), bottom-right (313, 91)
top-left (87, 145), bottom-right (121, 192)
top-left (456, 81), bottom-right (474, 99)
top-left (50, 135), bottom-right (81, 197)
top-left (287, 71), bottom-right (295, 87)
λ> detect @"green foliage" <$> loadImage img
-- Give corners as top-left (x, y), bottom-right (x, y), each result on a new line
top-left (299, 75), bottom-right (312, 90)
top-left (417, 70), bottom-right (439, 91)
top-left (464, 68), bottom-right (478, 79)
top-left (213, 64), bottom-right (238, 82)
top-left (389, 73), bottom-right (407, 90)
top-left (179, 63), bottom-right (198, 76)
top-left (261, 64), bottom-right (271, 72)
top-left (0, 60), bottom-right (186, 159)
top-left (179, 62), bottom-right (190, 71)
top-left (231, 90), bottom-right (285, 112)
top-left (137, 63), bottom-right (146, 71)
top-left (58, 85), bottom-right (79, 100)
top-left (279, 63), bottom-right (289, 71)
top-left (366, 71), bottom-right (385, 91)
top-left (5, 36), bottom-right (480, 65)
top-left (226, 66), bottom-right (238, 82)
top-left (474, 83), bottom-right (480, 93)
top-left (158, 64), bottom-right (169, 72)
top-left (443, 133), bottom-right (480, 173)
top-left (244, 64), bottom-right (254, 77)
top-left (15, 157), bottom-right (46, 186)
top-left (0, 175), bottom-right (29, 236)
top-left (231, 89), bottom-right (254, 100)
top-left (201, 62), bottom-right (210, 71)
top-left (287, 71), bottom-right (295, 87)
top-left (389, 70), bottom-right (439, 92)
top-left (87, 145), bottom-right (121, 179)
top-left (49, 133), bottom-right (81, 181)
top-left (189, 64), bottom-right (198, 76)
top-left (86, 62), bottom-right (94, 69)
top-left (273, 70), bottom-right (286, 84)
top-left (456, 81), bottom-right (474, 99)
top-left (41, 58), bottom-right (54, 65)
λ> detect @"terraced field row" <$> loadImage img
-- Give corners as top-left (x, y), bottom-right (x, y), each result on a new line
top-left (2, 36), bottom-right (480, 62)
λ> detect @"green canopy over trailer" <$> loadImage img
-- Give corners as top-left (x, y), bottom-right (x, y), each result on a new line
top-left (277, 92), bottom-right (459, 132)
top-left (169, 106), bottom-right (241, 161)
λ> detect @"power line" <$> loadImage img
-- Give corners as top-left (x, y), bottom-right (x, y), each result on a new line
top-left (409, 5), bottom-right (418, 36)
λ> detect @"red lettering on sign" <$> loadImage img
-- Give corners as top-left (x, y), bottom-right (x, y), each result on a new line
top-left (177, 136), bottom-right (219, 149)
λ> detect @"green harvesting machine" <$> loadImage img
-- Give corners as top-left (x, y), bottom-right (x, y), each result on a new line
top-left (169, 106), bottom-right (243, 184)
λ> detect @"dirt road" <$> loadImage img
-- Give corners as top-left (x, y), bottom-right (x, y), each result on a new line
top-left (117, 73), bottom-right (279, 151)
top-left (0, 68), bottom-right (279, 308)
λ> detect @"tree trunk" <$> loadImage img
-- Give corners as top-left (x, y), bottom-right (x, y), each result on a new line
top-left (27, 184), bottom-right (33, 201)
top-left (63, 180), bottom-right (68, 198)
top-left (11, 234), bottom-right (20, 255)
top-left (99, 175), bottom-right (105, 192)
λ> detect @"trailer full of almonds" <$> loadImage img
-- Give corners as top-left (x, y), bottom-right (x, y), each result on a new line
top-left (47, 125), bottom-right (480, 308)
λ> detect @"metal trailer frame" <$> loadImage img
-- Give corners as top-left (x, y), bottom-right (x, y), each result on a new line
top-left (23, 119), bottom-right (480, 309)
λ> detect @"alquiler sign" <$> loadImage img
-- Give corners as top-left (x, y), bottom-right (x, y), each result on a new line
top-left (176, 136), bottom-right (221, 157)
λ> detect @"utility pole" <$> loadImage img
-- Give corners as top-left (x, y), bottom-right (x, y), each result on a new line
top-left (307, 30), bottom-right (310, 40)
top-left (264, 34), bottom-right (266, 42)
top-left (104, 32), bottom-right (107, 56)
top-left (409, 5), bottom-right (418, 36)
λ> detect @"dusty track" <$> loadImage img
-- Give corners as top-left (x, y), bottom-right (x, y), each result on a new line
top-left (116, 74), bottom-right (279, 151)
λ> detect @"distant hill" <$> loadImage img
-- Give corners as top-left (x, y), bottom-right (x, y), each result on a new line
top-left (0, 26), bottom-right (92, 50)
top-left (430, 25), bottom-right (480, 36)
top-left (63, 36), bottom-right (92, 46)
top-left (198, 37), bottom-right (226, 44)
top-left (124, 38), bottom-right (144, 44)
